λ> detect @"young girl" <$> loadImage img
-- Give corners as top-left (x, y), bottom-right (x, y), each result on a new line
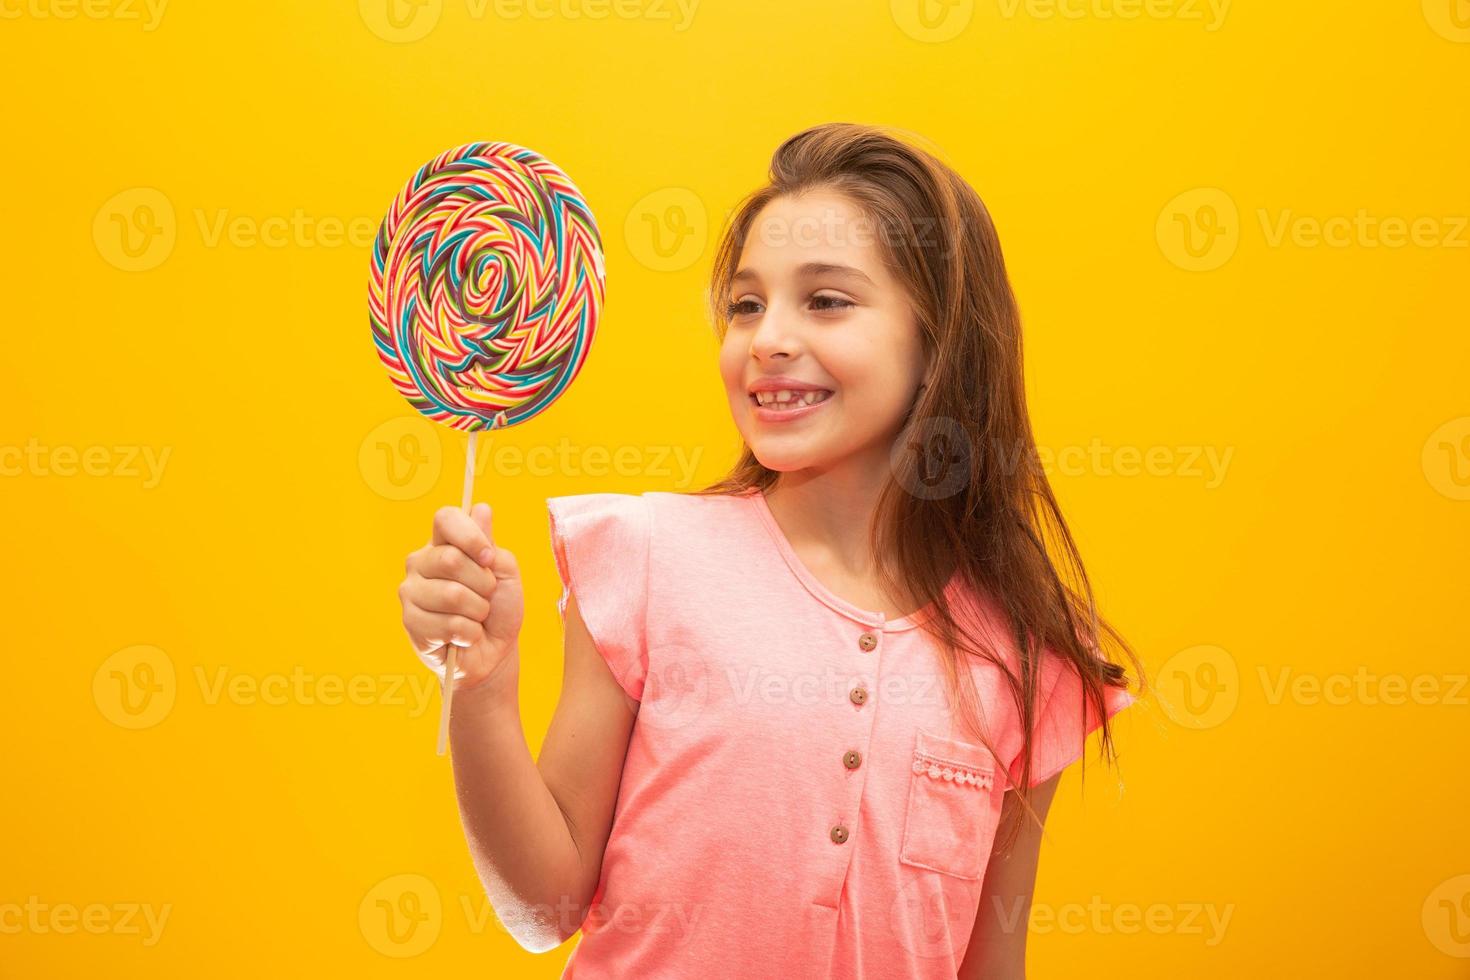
top-left (397, 122), bottom-right (1144, 979)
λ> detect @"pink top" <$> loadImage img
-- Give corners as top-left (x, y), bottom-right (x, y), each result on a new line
top-left (546, 487), bottom-right (1135, 979)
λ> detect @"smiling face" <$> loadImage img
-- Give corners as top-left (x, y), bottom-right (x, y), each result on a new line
top-left (718, 189), bottom-right (931, 475)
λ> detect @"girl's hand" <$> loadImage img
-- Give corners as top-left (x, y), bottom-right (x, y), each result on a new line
top-left (399, 503), bottom-right (525, 694)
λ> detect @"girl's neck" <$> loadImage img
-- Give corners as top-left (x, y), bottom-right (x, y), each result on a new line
top-left (762, 473), bottom-right (927, 620)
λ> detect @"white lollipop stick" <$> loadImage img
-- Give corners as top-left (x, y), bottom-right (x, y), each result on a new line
top-left (436, 431), bottom-right (478, 757)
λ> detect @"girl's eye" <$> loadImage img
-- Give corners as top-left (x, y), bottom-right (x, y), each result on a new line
top-left (724, 294), bottom-right (855, 318)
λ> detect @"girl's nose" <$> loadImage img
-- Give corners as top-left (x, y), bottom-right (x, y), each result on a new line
top-left (749, 301), bottom-right (801, 360)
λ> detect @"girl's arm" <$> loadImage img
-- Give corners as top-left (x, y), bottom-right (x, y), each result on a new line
top-left (448, 590), bottom-right (638, 952)
top-left (957, 772), bottom-right (1062, 979)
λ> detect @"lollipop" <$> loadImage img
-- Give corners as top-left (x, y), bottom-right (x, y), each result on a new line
top-left (369, 141), bottom-right (606, 754)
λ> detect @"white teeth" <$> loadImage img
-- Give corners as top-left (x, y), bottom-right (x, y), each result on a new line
top-left (754, 389), bottom-right (832, 408)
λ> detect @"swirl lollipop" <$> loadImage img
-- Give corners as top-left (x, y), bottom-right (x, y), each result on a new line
top-left (369, 141), bottom-right (606, 754)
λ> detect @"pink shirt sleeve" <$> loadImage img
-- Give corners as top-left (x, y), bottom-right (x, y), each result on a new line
top-left (546, 493), bottom-right (652, 701)
top-left (1008, 649), bottom-right (1136, 789)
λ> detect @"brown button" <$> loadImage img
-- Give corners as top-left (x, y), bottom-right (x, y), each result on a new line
top-left (843, 750), bottom-right (862, 770)
top-left (830, 824), bottom-right (849, 844)
top-left (849, 687), bottom-right (868, 705)
top-left (858, 632), bottom-right (878, 652)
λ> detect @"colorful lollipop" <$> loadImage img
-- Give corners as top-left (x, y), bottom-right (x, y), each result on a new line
top-left (369, 141), bottom-right (606, 754)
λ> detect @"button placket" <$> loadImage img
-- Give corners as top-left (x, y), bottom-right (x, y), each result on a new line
top-left (829, 622), bottom-right (883, 861)
top-left (851, 623), bottom-right (879, 711)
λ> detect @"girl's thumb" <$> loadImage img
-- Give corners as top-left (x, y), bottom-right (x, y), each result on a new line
top-left (470, 502), bottom-right (495, 549)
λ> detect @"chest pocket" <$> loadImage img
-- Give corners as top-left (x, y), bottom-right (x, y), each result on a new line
top-left (898, 729), bottom-right (1003, 880)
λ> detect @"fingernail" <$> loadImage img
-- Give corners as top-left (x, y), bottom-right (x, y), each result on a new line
top-left (478, 548), bottom-right (494, 565)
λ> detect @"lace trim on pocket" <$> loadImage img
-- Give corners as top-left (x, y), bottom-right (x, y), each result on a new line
top-left (911, 751), bottom-right (995, 789)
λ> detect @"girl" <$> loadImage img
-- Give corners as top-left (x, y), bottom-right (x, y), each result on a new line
top-left (397, 122), bottom-right (1145, 979)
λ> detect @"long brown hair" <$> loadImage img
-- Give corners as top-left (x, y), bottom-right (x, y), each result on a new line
top-left (692, 122), bottom-right (1147, 844)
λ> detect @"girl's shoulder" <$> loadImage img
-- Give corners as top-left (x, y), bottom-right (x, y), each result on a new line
top-left (547, 488), bottom-right (757, 533)
top-left (543, 489), bottom-right (762, 701)
top-left (545, 488), bottom-right (761, 569)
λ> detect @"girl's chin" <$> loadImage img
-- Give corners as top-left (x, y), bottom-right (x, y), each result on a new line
top-left (748, 439), bottom-right (831, 471)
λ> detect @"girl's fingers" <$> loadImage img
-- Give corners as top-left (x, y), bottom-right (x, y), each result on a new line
top-left (430, 506), bottom-right (495, 565)
top-left (413, 577), bottom-right (492, 622)
top-left (418, 545), bottom-right (497, 597)
top-left (471, 502), bottom-right (494, 549)
top-left (487, 542), bottom-right (520, 581)
top-left (402, 603), bottom-right (486, 653)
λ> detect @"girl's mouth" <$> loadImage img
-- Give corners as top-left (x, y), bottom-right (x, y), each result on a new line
top-left (751, 389), bottom-right (832, 409)
top-left (749, 388), bottom-right (834, 422)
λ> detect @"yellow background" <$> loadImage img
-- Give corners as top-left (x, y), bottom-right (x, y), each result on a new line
top-left (3, 0), bottom-right (1468, 976)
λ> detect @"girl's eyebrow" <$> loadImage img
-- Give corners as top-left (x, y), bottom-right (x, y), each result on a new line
top-left (731, 262), bottom-right (876, 286)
